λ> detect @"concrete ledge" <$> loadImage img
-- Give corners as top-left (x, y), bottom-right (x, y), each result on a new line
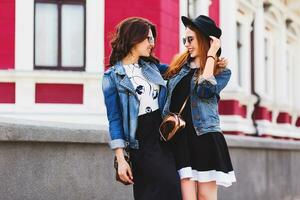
top-left (0, 121), bottom-right (109, 144)
top-left (1, 120), bottom-right (300, 150)
top-left (1, 120), bottom-right (300, 200)
top-left (225, 135), bottom-right (300, 151)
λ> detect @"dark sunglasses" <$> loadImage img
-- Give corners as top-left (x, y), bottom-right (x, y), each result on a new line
top-left (147, 36), bottom-right (155, 44)
top-left (182, 36), bottom-right (194, 45)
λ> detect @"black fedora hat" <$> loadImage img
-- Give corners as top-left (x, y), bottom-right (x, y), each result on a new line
top-left (181, 15), bottom-right (222, 56)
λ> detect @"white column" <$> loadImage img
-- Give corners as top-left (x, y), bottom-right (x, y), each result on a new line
top-left (84, 0), bottom-right (105, 116)
top-left (15, 0), bottom-right (34, 71)
top-left (15, 0), bottom-right (35, 111)
top-left (85, 0), bottom-right (104, 73)
top-left (293, 41), bottom-right (300, 112)
top-left (180, 0), bottom-right (188, 51)
top-left (198, 0), bottom-right (210, 16)
top-left (241, 22), bottom-right (252, 95)
top-left (220, 0), bottom-right (238, 91)
top-left (84, 79), bottom-right (104, 112)
top-left (15, 79), bottom-right (35, 110)
top-left (274, 23), bottom-right (287, 107)
top-left (254, 3), bottom-right (265, 96)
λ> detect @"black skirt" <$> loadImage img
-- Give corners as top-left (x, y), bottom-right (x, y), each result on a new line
top-left (169, 68), bottom-right (236, 187)
top-left (130, 109), bottom-right (182, 200)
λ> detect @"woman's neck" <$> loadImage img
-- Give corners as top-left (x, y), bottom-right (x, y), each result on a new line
top-left (190, 57), bottom-right (201, 68)
top-left (122, 53), bottom-right (139, 65)
top-left (193, 57), bottom-right (200, 67)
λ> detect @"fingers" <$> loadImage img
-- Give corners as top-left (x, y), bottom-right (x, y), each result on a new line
top-left (119, 173), bottom-right (132, 184)
top-left (118, 162), bottom-right (134, 184)
top-left (216, 57), bottom-right (229, 68)
top-left (119, 169), bottom-right (134, 184)
top-left (208, 36), bottom-right (221, 56)
top-left (128, 167), bottom-right (133, 180)
top-left (209, 36), bottom-right (218, 40)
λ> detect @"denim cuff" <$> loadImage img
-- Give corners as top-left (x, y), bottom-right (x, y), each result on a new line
top-left (109, 139), bottom-right (126, 150)
top-left (198, 75), bottom-right (217, 85)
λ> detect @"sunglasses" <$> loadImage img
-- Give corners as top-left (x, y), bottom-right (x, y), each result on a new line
top-left (147, 36), bottom-right (155, 44)
top-left (182, 36), bottom-right (194, 45)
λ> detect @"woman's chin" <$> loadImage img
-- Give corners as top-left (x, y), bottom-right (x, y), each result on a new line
top-left (190, 53), bottom-right (198, 58)
top-left (142, 53), bottom-right (151, 57)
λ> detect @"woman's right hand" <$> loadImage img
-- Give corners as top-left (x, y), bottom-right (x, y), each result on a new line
top-left (216, 57), bottom-right (228, 68)
top-left (117, 157), bottom-right (134, 184)
top-left (207, 36), bottom-right (221, 57)
top-left (115, 148), bottom-right (134, 184)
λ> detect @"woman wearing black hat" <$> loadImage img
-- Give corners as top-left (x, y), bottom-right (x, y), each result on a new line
top-left (162, 15), bottom-right (236, 200)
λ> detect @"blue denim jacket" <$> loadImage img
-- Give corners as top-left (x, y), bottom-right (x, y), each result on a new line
top-left (102, 59), bottom-right (168, 150)
top-left (162, 62), bottom-right (231, 135)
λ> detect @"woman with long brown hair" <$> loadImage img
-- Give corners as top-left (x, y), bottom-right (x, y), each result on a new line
top-left (102, 17), bottom-right (181, 200)
top-left (162, 15), bottom-right (236, 200)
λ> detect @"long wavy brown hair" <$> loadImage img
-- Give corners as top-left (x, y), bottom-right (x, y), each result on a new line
top-left (109, 17), bottom-right (159, 67)
top-left (164, 25), bottom-right (222, 79)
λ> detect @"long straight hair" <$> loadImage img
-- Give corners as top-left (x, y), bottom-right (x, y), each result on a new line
top-left (109, 17), bottom-right (159, 67)
top-left (164, 26), bottom-right (221, 79)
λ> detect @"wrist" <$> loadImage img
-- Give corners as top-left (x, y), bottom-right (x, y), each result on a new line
top-left (115, 148), bottom-right (125, 159)
top-left (207, 55), bottom-right (216, 61)
top-left (207, 52), bottom-right (216, 57)
top-left (116, 154), bottom-right (126, 163)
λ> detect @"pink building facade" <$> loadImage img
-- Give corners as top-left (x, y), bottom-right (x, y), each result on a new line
top-left (1, 0), bottom-right (300, 139)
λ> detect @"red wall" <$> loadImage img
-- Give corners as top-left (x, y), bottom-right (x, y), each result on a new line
top-left (219, 100), bottom-right (247, 118)
top-left (35, 84), bottom-right (83, 104)
top-left (0, 0), bottom-right (15, 69)
top-left (0, 82), bottom-right (15, 103)
top-left (104, 0), bottom-right (179, 66)
top-left (277, 112), bottom-right (292, 124)
top-left (209, 0), bottom-right (220, 26)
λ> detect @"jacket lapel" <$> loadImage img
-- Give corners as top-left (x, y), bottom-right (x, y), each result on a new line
top-left (140, 60), bottom-right (166, 87)
top-left (114, 62), bottom-right (138, 98)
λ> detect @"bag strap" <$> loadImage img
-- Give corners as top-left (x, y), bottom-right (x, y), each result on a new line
top-left (177, 69), bottom-right (201, 116)
top-left (178, 95), bottom-right (190, 115)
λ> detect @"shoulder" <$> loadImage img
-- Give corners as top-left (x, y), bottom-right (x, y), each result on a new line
top-left (103, 66), bottom-right (116, 76)
top-left (102, 66), bottom-right (118, 91)
top-left (140, 60), bottom-right (160, 72)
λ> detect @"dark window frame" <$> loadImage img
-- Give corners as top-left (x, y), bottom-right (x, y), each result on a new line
top-left (34, 0), bottom-right (86, 71)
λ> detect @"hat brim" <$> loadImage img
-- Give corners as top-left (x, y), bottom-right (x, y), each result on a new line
top-left (181, 16), bottom-right (222, 56)
top-left (181, 16), bottom-right (197, 27)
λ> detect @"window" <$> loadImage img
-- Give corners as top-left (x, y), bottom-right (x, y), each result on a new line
top-left (34, 0), bottom-right (86, 71)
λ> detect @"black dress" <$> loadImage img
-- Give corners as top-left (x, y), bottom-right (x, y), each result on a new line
top-left (130, 110), bottom-right (182, 200)
top-left (123, 63), bottom-right (181, 199)
top-left (169, 68), bottom-right (236, 187)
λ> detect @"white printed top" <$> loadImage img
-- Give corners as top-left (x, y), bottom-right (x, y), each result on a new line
top-left (123, 63), bottom-right (159, 116)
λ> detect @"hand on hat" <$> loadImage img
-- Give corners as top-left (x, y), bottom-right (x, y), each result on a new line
top-left (207, 36), bottom-right (221, 57)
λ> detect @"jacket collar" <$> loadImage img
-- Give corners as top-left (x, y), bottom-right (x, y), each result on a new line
top-left (113, 59), bottom-right (166, 87)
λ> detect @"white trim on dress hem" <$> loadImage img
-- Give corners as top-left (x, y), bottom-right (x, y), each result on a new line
top-left (178, 167), bottom-right (236, 187)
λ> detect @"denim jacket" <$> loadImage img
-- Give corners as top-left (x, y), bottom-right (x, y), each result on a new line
top-left (162, 62), bottom-right (231, 135)
top-left (102, 59), bottom-right (168, 150)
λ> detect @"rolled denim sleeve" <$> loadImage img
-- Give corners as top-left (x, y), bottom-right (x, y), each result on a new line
top-left (102, 73), bottom-right (126, 150)
top-left (196, 68), bottom-right (231, 99)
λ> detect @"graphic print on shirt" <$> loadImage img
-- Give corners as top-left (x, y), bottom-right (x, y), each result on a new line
top-left (124, 63), bottom-right (159, 115)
